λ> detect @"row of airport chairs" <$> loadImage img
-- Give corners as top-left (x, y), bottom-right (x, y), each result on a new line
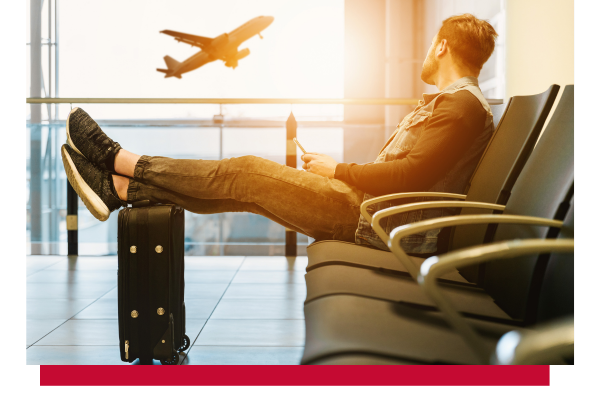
top-left (300, 85), bottom-right (574, 365)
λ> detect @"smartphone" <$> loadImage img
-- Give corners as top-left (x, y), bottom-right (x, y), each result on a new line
top-left (293, 138), bottom-right (307, 154)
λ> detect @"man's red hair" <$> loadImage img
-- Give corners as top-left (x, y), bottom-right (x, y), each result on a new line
top-left (437, 14), bottom-right (499, 73)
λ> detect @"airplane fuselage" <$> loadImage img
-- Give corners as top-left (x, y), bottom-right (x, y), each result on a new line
top-left (162, 16), bottom-right (274, 78)
top-left (215, 15), bottom-right (273, 56)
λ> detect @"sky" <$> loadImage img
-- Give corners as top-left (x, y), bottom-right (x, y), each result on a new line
top-left (25, 0), bottom-right (346, 204)
top-left (30, 0), bottom-right (345, 120)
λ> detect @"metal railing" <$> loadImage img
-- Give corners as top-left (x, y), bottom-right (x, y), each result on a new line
top-left (26, 97), bottom-right (425, 105)
top-left (27, 97), bottom-right (503, 256)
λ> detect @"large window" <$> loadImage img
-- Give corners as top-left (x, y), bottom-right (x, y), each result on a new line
top-left (28, 0), bottom-right (345, 121)
top-left (27, 0), bottom-right (345, 255)
top-left (27, 0), bottom-right (507, 255)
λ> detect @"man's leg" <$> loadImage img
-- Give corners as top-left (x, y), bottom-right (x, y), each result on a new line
top-left (63, 108), bottom-right (361, 239)
top-left (116, 177), bottom-right (312, 236)
top-left (113, 152), bottom-right (363, 242)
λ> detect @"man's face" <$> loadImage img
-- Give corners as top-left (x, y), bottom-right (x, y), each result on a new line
top-left (420, 35), bottom-right (440, 85)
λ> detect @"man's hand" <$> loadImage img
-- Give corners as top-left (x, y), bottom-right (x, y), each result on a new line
top-left (301, 153), bottom-right (338, 178)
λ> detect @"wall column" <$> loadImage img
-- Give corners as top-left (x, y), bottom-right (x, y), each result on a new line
top-left (505, 0), bottom-right (573, 119)
top-left (343, 0), bottom-right (423, 164)
top-left (30, 0), bottom-right (43, 254)
top-left (343, 0), bottom-right (386, 164)
top-left (385, 0), bottom-right (418, 128)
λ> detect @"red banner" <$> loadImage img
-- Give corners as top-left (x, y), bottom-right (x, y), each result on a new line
top-left (40, 365), bottom-right (550, 386)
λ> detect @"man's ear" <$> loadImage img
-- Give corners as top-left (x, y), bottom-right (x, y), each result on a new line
top-left (436, 39), bottom-right (448, 57)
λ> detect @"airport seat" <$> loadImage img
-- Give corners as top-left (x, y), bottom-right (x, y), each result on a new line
top-left (492, 317), bottom-right (574, 365)
top-left (301, 206), bottom-right (574, 365)
top-left (306, 86), bottom-right (560, 279)
top-left (302, 294), bottom-right (512, 364)
top-left (303, 85), bottom-right (574, 311)
top-left (415, 210), bottom-right (574, 364)
top-left (301, 86), bottom-right (575, 365)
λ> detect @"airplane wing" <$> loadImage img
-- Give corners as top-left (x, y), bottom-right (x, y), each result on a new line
top-left (160, 30), bottom-right (213, 48)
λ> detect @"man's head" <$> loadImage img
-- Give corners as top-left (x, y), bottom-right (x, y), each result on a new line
top-left (421, 14), bottom-right (498, 86)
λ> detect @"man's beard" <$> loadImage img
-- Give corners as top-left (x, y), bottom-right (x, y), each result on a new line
top-left (420, 53), bottom-right (438, 85)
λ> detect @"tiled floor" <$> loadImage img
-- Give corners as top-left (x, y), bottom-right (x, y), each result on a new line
top-left (26, 255), bottom-right (307, 365)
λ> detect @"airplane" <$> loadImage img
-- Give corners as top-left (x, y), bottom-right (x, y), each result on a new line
top-left (157, 15), bottom-right (274, 78)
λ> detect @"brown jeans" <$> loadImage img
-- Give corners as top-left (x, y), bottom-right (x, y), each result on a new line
top-left (126, 155), bottom-right (363, 242)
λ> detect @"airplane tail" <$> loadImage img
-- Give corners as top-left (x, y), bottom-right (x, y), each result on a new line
top-left (163, 55), bottom-right (181, 70)
top-left (156, 56), bottom-right (182, 78)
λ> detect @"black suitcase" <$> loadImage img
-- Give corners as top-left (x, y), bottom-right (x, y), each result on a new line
top-left (117, 200), bottom-right (190, 365)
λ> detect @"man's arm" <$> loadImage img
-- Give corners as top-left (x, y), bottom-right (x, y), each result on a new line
top-left (333, 91), bottom-right (487, 196)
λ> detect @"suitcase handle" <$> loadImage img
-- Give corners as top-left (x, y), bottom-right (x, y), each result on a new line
top-left (130, 200), bottom-right (177, 208)
top-left (131, 200), bottom-right (155, 208)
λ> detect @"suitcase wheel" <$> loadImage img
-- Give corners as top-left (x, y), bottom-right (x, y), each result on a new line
top-left (178, 335), bottom-right (190, 352)
top-left (160, 351), bottom-right (180, 365)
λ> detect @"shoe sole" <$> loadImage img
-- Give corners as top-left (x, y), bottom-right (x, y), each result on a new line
top-left (61, 145), bottom-right (110, 222)
top-left (66, 107), bottom-right (86, 159)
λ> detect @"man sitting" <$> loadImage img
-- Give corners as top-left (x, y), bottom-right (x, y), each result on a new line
top-left (61, 14), bottom-right (498, 255)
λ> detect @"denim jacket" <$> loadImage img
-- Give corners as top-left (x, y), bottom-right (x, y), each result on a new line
top-left (355, 76), bottom-right (494, 254)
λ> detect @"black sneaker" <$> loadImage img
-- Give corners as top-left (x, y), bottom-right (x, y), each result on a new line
top-left (66, 107), bottom-right (122, 173)
top-left (61, 144), bottom-right (127, 221)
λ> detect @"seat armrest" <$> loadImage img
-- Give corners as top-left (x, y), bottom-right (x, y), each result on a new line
top-left (492, 316), bottom-right (574, 365)
top-left (370, 201), bottom-right (505, 251)
top-left (388, 213), bottom-right (562, 279)
top-left (360, 192), bottom-right (466, 224)
top-left (416, 238), bottom-right (574, 364)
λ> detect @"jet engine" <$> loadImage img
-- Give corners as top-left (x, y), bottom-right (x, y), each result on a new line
top-left (235, 48), bottom-right (250, 60)
top-left (211, 33), bottom-right (229, 48)
top-left (224, 48), bottom-right (250, 69)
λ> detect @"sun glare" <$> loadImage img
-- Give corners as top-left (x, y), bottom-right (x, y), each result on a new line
top-left (56, 0), bottom-right (344, 120)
